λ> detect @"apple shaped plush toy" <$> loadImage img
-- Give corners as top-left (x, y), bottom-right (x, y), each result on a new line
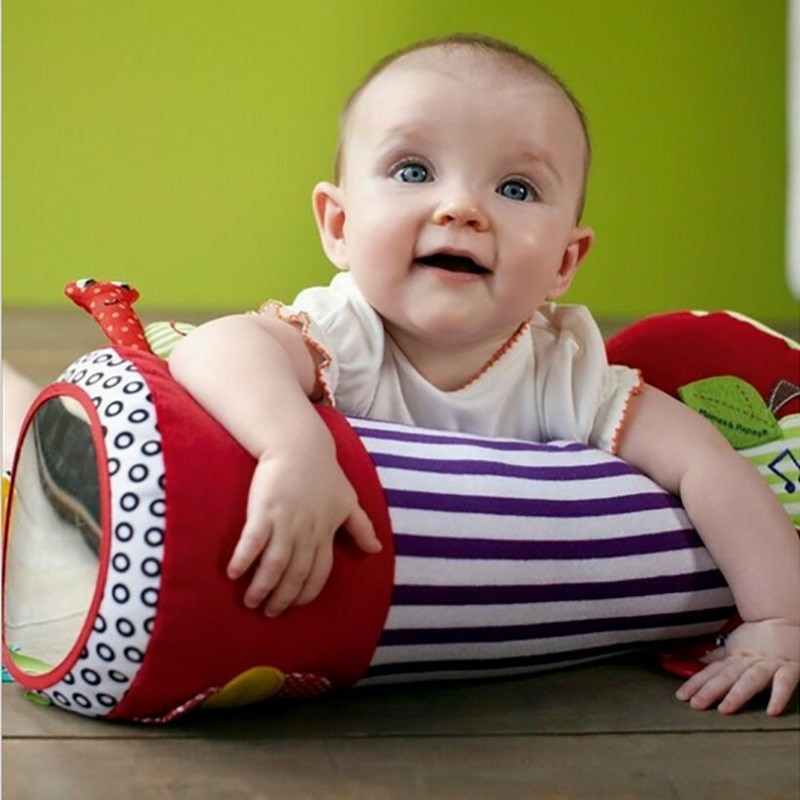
top-left (607, 310), bottom-right (800, 676)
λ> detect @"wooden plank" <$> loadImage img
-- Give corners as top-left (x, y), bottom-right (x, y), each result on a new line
top-left (5, 656), bottom-right (797, 739)
top-left (3, 731), bottom-right (799, 800)
top-left (3, 307), bottom-right (212, 349)
top-left (3, 307), bottom-right (212, 385)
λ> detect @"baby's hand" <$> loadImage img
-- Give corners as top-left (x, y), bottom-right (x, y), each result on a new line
top-left (227, 447), bottom-right (381, 617)
top-left (675, 619), bottom-right (800, 715)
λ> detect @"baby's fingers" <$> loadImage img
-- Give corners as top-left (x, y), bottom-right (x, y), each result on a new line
top-left (241, 537), bottom-right (294, 610)
top-left (715, 662), bottom-right (776, 714)
top-left (345, 505), bottom-right (382, 554)
top-left (295, 545), bottom-right (334, 607)
top-left (676, 659), bottom-right (727, 706)
top-left (766, 663), bottom-right (800, 717)
top-left (261, 542), bottom-right (316, 617)
top-left (677, 659), bottom-right (780, 715)
top-left (227, 520), bottom-right (273, 580)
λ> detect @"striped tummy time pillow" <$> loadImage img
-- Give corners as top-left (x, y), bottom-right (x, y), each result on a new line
top-left (2, 310), bottom-right (797, 722)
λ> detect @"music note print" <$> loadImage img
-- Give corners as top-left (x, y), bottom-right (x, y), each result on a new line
top-left (768, 448), bottom-right (800, 493)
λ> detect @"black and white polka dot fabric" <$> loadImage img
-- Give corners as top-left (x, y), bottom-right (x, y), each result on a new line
top-left (42, 348), bottom-right (166, 717)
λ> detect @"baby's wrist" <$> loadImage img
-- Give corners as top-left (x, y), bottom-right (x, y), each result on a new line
top-left (254, 412), bottom-right (335, 462)
top-left (737, 614), bottom-right (800, 628)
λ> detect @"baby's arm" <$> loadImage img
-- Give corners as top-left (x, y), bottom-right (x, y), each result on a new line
top-left (169, 314), bottom-right (381, 617)
top-left (618, 385), bottom-right (800, 715)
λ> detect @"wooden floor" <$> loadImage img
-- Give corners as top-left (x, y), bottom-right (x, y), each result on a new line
top-left (3, 306), bottom-right (799, 800)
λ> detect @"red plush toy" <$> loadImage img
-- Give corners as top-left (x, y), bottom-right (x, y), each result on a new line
top-left (64, 279), bottom-right (151, 351)
top-left (2, 290), bottom-right (797, 722)
top-left (608, 310), bottom-right (800, 676)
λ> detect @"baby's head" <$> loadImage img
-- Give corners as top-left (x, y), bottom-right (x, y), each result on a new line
top-left (335, 34), bottom-right (591, 221)
top-left (313, 34), bottom-right (596, 365)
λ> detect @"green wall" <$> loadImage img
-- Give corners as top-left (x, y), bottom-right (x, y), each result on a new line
top-left (3, 1), bottom-right (795, 322)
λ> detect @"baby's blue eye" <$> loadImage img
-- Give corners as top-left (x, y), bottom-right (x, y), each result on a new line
top-left (393, 163), bottom-right (430, 183)
top-left (498, 179), bottom-right (536, 202)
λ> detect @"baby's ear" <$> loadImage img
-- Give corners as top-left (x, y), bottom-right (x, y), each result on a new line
top-left (549, 225), bottom-right (595, 299)
top-left (312, 182), bottom-right (349, 270)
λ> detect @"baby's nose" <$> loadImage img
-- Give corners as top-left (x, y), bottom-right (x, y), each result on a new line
top-left (432, 195), bottom-right (489, 231)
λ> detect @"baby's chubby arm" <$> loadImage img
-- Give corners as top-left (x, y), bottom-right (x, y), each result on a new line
top-left (169, 313), bottom-right (381, 617)
top-left (618, 385), bottom-right (800, 715)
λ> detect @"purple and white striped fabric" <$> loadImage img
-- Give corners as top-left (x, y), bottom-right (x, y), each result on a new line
top-left (349, 418), bottom-right (734, 686)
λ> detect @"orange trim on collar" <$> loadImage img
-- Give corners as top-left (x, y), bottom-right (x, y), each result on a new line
top-left (257, 301), bottom-right (336, 407)
top-left (456, 319), bottom-right (532, 392)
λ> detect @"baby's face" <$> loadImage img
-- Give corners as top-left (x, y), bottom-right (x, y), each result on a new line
top-left (324, 52), bottom-right (592, 357)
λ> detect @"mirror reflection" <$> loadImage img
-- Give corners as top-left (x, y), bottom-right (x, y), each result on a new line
top-left (3, 396), bottom-right (102, 673)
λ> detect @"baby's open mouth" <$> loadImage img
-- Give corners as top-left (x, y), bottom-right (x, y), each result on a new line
top-left (416, 253), bottom-right (490, 275)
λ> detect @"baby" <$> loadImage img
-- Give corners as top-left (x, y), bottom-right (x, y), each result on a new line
top-left (167, 34), bottom-right (800, 715)
top-left (3, 33), bottom-right (788, 716)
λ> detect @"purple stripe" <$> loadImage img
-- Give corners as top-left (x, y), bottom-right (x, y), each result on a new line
top-left (384, 488), bottom-right (679, 516)
top-left (364, 641), bottom-right (665, 679)
top-left (392, 569), bottom-right (728, 605)
top-left (379, 605), bottom-right (735, 646)
top-left (371, 452), bottom-right (635, 480)
top-left (351, 422), bottom-right (590, 453)
top-left (392, 529), bottom-right (703, 560)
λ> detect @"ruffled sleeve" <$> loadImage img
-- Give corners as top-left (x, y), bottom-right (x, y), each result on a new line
top-left (258, 273), bottom-right (385, 415)
top-left (533, 304), bottom-right (643, 454)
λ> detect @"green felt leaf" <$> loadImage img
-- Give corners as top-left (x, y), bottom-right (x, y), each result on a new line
top-left (24, 690), bottom-right (53, 707)
top-left (678, 376), bottom-right (781, 449)
top-left (10, 650), bottom-right (53, 676)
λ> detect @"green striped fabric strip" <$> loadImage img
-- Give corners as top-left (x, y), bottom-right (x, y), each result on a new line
top-left (144, 321), bottom-right (196, 359)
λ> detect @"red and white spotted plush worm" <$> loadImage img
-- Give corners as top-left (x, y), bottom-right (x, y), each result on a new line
top-left (65, 278), bottom-right (154, 353)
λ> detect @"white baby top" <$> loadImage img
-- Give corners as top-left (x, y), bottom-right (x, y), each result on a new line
top-left (264, 272), bottom-right (642, 454)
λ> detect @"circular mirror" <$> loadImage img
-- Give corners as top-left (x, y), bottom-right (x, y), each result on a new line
top-left (3, 394), bottom-right (104, 676)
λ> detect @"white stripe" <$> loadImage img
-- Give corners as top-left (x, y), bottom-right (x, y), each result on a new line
top-left (358, 632), bottom-right (718, 686)
top-left (357, 652), bottom-right (633, 686)
top-left (393, 547), bottom-right (718, 587)
top-left (742, 433), bottom-right (800, 459)
top-left (380, 587), bottom-right (734, 631)
top-left (764, 458), bottom-right (798, 480)
top-left (354, 418), bottom-right (580, 445)
top-left (359, 436), bottom-right (605, 465)
top-left (376, 465), bottom-right (662, 501)
top-left (387, 506), bottom-right (692, 541)
top-left (757, 469), bottom-right (799, 492)
top-left (367, 623), bottom-right (725, 668)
